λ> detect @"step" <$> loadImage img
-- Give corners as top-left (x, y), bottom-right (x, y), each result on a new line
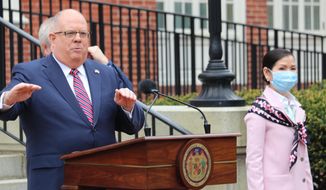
top-left (0, 144), bottom-right (25, 154)
top-left (0, 153), bottom-right (26, 179)
top-left (0, 179), bottom-right (27, 190)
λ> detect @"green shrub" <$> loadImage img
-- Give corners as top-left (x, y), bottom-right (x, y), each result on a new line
top-left (292, 81), bottom-right (326, 189)
top-left (235, 89), bottom-right (262, 105)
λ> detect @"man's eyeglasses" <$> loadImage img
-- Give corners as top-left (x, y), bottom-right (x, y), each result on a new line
top-left (54, 31), bottom-right (90, 39)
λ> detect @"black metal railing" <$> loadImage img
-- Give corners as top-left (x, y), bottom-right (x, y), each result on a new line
top-left (1, 0), bottom-right (325, 96)
top-left (0, 15), bottom-right (191, 145)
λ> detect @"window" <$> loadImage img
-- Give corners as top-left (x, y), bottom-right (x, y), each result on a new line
top-left (267, 0), bottom-right (274, 27)
top-left (157, 2), bottom-right (165, 29)
top-left (226, 0), bottom-right (234, 29)
top-left (174, 2), bottom-right (192, 29)
top-left (199, 2), bottom-right (207, 29)
top-left (282, 0), bottom-right (299, 30)
top-left (304, 0), bottom-right (320, 30)
top-left (2, 0), bottom-right (28, 24)
top-left (184, 2), bottom-right (192, 28)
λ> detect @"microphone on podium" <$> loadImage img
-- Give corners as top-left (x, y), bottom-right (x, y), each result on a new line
top-left (138, 80), bottom-right (159, 136)
top-left (138, 79), bottom-right (211, 134)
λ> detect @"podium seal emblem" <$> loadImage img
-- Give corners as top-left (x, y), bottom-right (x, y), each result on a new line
top-left (178, 139), bottom-right (213, 189)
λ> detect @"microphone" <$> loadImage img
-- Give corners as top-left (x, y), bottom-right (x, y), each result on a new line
top-left (139, 79), bottom-right (211, 134)
top-left (138, 80), bottom-right (159, 136)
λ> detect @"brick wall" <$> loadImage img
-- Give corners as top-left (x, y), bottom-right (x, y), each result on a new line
top-left (246, 0), bottom-right (269, 88)
top-left (4, 0), bottom-right (157, 90)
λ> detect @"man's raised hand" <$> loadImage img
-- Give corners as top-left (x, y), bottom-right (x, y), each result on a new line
top-left (4, 83), bottom-right (42, 106)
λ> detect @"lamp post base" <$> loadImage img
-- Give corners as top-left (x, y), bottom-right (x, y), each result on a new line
top-left (190, 60), bottom-right (246, 107)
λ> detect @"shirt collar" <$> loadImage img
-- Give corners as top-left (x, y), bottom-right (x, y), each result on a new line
top-left (52, 54), bottom-right (86, 77)
top-left (263, 85), bottom-right (300, 107)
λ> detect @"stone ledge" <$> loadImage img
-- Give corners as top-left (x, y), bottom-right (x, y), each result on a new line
top-left (0, 178), bottom-right (27, 190)
top-left (0, 144), bottom-right (25, 154)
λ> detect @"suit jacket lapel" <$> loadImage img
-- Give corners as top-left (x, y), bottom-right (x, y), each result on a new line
top-left (84, 60), bottom-right (101, 126)
top-left (42, 55), bottom-right (91, 125)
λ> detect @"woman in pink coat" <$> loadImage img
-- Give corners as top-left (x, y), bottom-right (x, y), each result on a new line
top-left (244, 49), bottom-right (314, 190)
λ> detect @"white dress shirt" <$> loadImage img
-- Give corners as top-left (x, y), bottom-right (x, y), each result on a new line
top-left (53, 55), bottom-right (92, 102)
top-left (273, 91), bottom-right (299, 122)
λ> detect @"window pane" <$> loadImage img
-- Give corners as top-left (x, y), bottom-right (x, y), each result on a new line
top-left (157, 2), bottom-right (165, 29)
top-left (199, 3), bottom-right (207, 17)
top-left (227, 4), bottom-right (233, 29)
top-left (157, 2), bottom-right (164, 11)
top-left (227, 4), bottom-right (233, 22)
top-left (175, 2), bottom-right (182, 13)
top-left (175, 2), bottom-right (182, 29)
top-left (283, 5), bottom-right (290, 30)
top-left (305, 6), bottom-right (311, 30)
top-left (185, 3), bottom-right (192, 14)
top-left (184, 2), bottom-right (192, 28)
top-left (268, 5), bottom-right (273, 27)
top-left (292, 5), bottom-right (298, 30)
top-left (314, 6), bottom-right (320, 30)
top-left (199, 3), bottom-right (208, 29)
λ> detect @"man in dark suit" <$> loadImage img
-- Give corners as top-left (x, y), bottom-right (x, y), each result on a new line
top-left (0, 9), bottom-right (144, 190)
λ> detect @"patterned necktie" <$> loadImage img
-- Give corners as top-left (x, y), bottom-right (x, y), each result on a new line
top-left (70, 69), bottom-right (94, 125)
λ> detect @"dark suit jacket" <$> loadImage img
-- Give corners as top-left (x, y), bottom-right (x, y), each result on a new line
top-left (0, 55), bottom-right (144, 190)
top-left (107, 60), bottom-right (133, 90)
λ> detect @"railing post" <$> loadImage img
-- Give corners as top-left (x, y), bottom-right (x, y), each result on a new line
top-left (0, 25), bottom-right (5, 89)
top-left (98, 4), bottom-right (105, 52)
top-left (297, 50), bottom-right (302, 90)
top-left (190, 17), bottom-right (196, 92)
top-left (0, 0), bottom-right (4, 89)
top-left (274, 29), bottom-right (278, 48)
top-left (322, 53), bottom-right (326, 80)
top-left (0, 0), bottom-right (2, 17)
top-left (90, 22), bottom-right (97, 46)
top-left (251, 45), bottom-right (257, 89)
top-left (128, 8), bottom-right (133, 82)
top-left (190, 0), bottom-right (245, 107)
top-left (174, 33), bottom-right (181, 95)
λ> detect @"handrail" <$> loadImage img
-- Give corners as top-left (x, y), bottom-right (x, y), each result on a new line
top-left (136, 101), bottom-right (192, 135)
top-left (0, 16), bottom-right (40, 44)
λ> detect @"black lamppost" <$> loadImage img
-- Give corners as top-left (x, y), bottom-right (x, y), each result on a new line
top-left (190, 0), bottom-right (245, 107)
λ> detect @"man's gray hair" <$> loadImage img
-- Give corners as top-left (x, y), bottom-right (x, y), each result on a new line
top-left (38, 17), bottom-right (55, 51)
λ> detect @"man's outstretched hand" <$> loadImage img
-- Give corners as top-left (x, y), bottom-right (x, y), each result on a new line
top-left (4, 83), bottom-right (42, 106)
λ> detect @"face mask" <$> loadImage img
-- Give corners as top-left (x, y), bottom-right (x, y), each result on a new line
top-left (269, 70), bottom-right (298, 93)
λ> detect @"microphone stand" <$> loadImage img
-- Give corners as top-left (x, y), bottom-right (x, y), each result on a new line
top-left (152, 90), bottom-right (211, 134)
top-left (144, 93), bottom-right (159, 136)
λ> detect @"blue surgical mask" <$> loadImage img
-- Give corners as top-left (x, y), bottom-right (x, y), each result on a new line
top-left (269, 70), bottom-right (298, 93)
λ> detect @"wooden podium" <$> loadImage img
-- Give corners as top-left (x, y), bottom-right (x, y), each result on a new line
top-left (61, 134), bottom-right (239, 190)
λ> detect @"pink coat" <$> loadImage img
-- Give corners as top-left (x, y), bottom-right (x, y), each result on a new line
top-left (244, 86), bottom-right (313, 190)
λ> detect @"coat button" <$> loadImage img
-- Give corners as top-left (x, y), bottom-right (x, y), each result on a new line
top-left (302, 178), bottom-right (306, 183)
top-left (300, 157), bottom-right (304, 161)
